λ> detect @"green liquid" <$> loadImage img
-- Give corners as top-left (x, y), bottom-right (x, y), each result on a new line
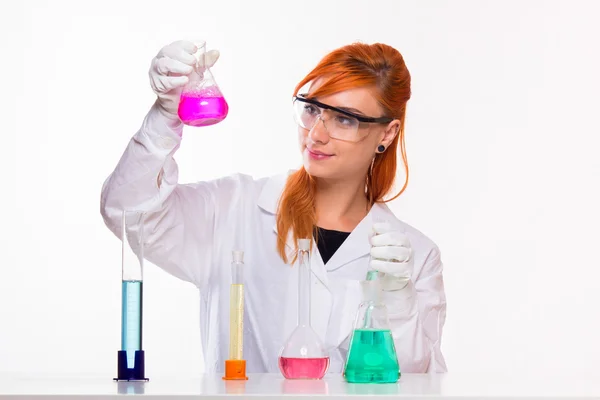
top-left (343, 329), bottom-right (400, 383)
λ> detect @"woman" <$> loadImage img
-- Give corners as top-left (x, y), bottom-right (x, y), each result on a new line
top-left (100, 40), bottom-right (448, 374)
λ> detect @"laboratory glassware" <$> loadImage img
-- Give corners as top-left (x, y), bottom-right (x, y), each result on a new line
top-left (114, 211), bottom-right (148, 381)
top-left (278, 239), bottom-right (329, 379)
top-left (178, 40), bottom-right (229, 127)
top-left (343, 278), bottom-right (400, 383)
top-left (365, 217), bottom-right (388, 281)
top-left (223, 250), bottom-right (248, 380)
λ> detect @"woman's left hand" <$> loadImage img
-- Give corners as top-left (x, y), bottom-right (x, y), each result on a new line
top-left (369, 222), bottom-right (414, 290)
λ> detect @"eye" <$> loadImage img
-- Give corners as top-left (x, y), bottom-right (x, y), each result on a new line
top-left (303, 104), bottom-right (320, 116)
top-left (335, 114), bottom-right (358, 127)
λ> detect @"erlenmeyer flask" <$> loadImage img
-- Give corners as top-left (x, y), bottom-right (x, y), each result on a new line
top-left (279, 239), bottom-right (330, 379)
top-left (343, 279), bottom-right (400, 383)
top-left (178, 40), bottom-right (229, 127)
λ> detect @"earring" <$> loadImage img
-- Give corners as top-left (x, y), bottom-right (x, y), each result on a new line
top-left (377, 145), bottom-right (385, 153)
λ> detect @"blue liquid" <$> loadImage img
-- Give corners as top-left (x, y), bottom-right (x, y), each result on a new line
top-left (121, 280), bottom-right (142, 369)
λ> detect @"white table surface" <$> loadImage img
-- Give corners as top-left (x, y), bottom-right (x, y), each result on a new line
top-left (1, 372), bottom-right (599, 399)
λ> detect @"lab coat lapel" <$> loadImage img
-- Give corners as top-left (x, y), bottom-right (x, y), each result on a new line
top-left (322, 213), bottom-right (372, 273)
top-left (323, 203), bottom-right (395, 272)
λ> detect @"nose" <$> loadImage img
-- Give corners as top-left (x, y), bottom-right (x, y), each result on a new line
top-left (308, 116), bottom-right (330, 144)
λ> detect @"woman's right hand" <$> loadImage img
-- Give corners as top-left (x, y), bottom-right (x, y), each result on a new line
top-left (149, 40), bottom-right (220, 119)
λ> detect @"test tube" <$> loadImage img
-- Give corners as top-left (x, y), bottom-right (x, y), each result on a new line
top-left (114, 211), bottom-right (148, 382)
top-left (223, 250), bottom-right (248, 380)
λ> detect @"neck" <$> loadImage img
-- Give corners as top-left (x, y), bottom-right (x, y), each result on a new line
top-left (315, 176), bottom-right (369, 231)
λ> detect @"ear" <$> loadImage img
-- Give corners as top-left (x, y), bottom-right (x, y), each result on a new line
top-left (378, 119), bottom-right (402, 150)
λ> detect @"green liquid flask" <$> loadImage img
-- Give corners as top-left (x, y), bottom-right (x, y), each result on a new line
top-left (343, 279), bottom-right (400, 383)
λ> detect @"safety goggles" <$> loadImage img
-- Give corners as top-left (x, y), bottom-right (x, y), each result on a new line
top-left (293, 93), bottom-right (393, 142)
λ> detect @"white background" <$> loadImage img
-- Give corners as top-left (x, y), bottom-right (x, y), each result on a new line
top-left (1, 0), bottom-right (599, 378)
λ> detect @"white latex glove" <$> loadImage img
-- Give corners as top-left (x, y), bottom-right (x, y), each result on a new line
top-left (148, 40), bottom-right (220, 119)
top-left (369, 222), bottom-right (414, 291)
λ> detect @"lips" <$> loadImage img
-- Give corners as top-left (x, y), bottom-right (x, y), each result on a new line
top-left (306, 148), bottom-right (333, 161)
top-left (307, 148), bottom-right (333, 157)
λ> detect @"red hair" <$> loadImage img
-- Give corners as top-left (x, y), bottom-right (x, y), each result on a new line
top-left (276, 42), bottom-right (411, 263)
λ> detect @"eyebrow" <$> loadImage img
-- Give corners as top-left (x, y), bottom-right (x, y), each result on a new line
top-left (335, 106), bottom-right (367, 116)
top-left (304, 93), bottom-right (368, 116)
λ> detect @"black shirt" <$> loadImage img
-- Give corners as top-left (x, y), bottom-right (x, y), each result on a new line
top-left (314, 226), bottom-right (351, 264)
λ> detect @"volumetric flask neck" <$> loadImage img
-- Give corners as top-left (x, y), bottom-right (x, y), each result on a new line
top-left (178, 40), bottom-right (229, 127)
top-left (279, 239), bottom-right (329, 380)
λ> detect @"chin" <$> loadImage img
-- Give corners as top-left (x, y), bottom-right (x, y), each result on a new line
top-left (303, 164), bottom-right (326, 178)
top-left (301, 157), bottom-right (322, 177)
top-left (302, 160), bottom-right (337, 180)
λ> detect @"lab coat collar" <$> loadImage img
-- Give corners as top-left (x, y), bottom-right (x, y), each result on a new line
top-left (257, 172), bottom-right (291, 216)
top-left (257, 172), bottom-right (397, 279)
top-left (322, 203), bottom-right (395, 273)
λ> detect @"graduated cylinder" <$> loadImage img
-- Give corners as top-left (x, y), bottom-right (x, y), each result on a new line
top-left (115, 211), bottom-right (148, 381)
top-left (223, 250), bottom-right (248, 380)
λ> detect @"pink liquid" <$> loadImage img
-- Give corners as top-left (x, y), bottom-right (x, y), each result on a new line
top-left (278, 357), bottom-right (329, 380)
top-left (178, 90), bottom-right (229, 127)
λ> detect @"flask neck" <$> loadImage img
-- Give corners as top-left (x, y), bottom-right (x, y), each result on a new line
top-left (189, 63), bottom-right (214, 83)
top-left (361, 279), bottom-right (383, 303)
top-left (298, 248), bottom-right (311, 327)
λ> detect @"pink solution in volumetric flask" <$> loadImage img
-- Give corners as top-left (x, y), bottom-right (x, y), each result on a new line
top-left (178, 87), bottom-right (229, 127)
top-left (278, 357), bottom-right (330, 380)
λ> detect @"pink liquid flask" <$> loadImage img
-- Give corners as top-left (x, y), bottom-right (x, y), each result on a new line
top-left (177, 40), bottom-right (229, 127)
top-left (278, 357), bottom-right (330, 380)
top-left (178, 87), bottom-right (229, 127)
top-left (278, 239), bottom-right (330, 380)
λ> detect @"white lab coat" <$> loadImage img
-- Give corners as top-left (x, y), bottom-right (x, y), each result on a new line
top-left (100, 103), bottom-right (448, 374)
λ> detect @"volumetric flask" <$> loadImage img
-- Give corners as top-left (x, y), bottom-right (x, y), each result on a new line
top-left (279, 239), bottom-right (329, 379)
top-left (343, 279), bottom-right (400, 383)
top-left (178, 40), bottom-right (229, 127)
